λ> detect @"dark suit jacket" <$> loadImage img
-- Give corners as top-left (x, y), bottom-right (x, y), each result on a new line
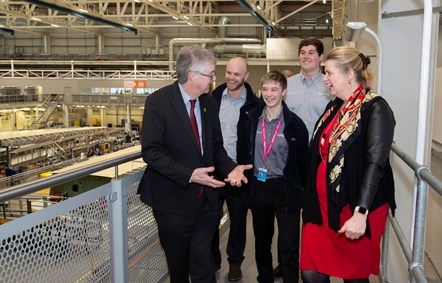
top-left (137, 81), bottom-right (237, 214)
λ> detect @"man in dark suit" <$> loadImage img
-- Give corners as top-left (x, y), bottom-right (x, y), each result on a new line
top-left (137, 45), bottom-right (252, 283)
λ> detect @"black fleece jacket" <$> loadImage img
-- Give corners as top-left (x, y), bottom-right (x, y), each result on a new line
top-left (237, 100), bottom-right (309, 212)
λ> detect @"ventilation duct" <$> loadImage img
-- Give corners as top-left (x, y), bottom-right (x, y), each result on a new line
top-left (218, 16), bottom-right (231, 38)
top-left (213, 44), bottom-right (265, 56)
top-left (168, 38), bottom-right (262, 70)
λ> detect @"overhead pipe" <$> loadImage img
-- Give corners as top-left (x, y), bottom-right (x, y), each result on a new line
top-left (218, 16), bottom-right (231, 38)
top-left (168, 38), bottom-right (261, 71)
top-left (23, 0), bottom-right (137, 34)
top-left (213, 44), bottom-right (265, 55)
top-left (234, 0), bottom-right (273, 32)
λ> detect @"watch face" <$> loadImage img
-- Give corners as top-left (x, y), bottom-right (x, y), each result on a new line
top-left (355, 206), bottom-right (368, 215)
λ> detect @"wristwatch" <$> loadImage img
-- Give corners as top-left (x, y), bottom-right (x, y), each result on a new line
top-left (354, 206), bottom-right (369, 216)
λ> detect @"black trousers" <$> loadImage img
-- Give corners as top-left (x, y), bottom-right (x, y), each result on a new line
top-left (251, 178), bottom-right (300, 283)
top-left (212, 184), bottom-right (248, 265)
top-left (153, 194), bottom-right (218, 283)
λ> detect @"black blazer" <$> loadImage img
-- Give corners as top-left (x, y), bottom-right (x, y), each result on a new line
top-left (137, 81), bottom-right (237, 214)
top-left (303, 96), bottom-right (396, 234)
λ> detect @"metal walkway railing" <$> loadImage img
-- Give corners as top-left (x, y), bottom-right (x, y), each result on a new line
top-left (0, 143), bottom-right (441, 282)
top-left (380, 143), bottom-right (442, 283)
top-left (0, 151), bottom-right (168, 282)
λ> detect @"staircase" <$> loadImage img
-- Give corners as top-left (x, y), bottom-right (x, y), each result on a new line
top-left (28, 94), bottom-right (60, 129)
top-left (47, 142), bottom-right (67, 165)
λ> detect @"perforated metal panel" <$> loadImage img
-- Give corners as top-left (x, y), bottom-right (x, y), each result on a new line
top-left (127, 180), bottom-right (168, 282)
top-left (0, 197), bottom-right (110, 283)
top-left (0, 171), bottom-right (168, 283)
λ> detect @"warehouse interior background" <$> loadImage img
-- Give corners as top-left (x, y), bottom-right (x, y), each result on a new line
top-left (0, 1), bottom-right (441, 282)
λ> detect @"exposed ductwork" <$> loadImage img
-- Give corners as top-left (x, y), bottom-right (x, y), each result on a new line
top-left (168, 38), bottom-right (262, 71)
top-left (213, 44), bottom-right (265, 56)
top-left (218, 16), bottom-right (231, 38)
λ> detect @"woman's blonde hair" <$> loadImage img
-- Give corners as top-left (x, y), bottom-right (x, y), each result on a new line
top-left (325, 46), bottom-right (375, 87)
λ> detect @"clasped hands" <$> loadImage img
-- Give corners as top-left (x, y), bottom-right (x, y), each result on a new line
top-left (191, 164), bottom-right (253, 188)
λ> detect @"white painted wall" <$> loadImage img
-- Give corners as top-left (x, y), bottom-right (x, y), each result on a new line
top-left (434, 68), bottom-right (442, 144)
top-left (381, 0), bottom-right (441, 282)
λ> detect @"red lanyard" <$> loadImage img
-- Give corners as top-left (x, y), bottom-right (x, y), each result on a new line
top-left (262, 118), bottom-right (282, 162)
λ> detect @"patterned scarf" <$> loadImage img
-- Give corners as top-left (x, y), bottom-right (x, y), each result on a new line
top-left (313, 85), bottom-right (378, 201)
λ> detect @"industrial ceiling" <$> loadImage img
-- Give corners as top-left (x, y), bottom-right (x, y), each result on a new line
top-left (0, 0), bottom-right (342, 39)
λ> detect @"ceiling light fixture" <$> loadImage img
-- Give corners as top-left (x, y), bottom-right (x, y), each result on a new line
top-left (24, 0), bottom-right (138, 34)
top-left (234, 0), bottom-right (273, 32)
top-left (346, 22), bottom-right (383, 94)
top-left (0, 27), bottom-right (13, 35)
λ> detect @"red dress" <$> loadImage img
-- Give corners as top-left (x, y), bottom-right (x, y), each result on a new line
top-left (300, 114), bottom-right (389, 279)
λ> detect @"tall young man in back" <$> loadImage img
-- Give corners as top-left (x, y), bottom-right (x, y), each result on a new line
top-left (285, 37), bottom-right (331, 140)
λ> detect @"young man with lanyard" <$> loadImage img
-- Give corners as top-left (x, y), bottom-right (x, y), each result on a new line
top-left (237, 71), bottom-right (309, 283)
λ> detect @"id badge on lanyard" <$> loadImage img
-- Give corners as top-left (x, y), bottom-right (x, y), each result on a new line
top-left (258, 118), bottom-right (281, 182)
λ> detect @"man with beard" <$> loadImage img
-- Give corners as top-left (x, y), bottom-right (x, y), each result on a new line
top-left (211, 57), bottom-right (260, 281)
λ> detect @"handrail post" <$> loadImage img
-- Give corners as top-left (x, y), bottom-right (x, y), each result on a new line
top-left (380, 218), bottom-right (390, 282)
top-left (109, 178), bottom-right (129, 283)
top-left (410, 166), bottom-right (430, 283)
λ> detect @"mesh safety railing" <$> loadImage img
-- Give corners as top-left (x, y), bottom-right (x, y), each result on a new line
top-left (0, 152), bottom-right (168, 283)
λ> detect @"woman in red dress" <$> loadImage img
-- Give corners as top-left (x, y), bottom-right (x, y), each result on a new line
top-left (300, 46), bottom-right (396, 283)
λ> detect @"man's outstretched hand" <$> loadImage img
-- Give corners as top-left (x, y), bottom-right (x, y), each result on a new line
top-left (225, 164), bottom-right (253, 187)
top-left (191, 166), bottom-right (226, 188)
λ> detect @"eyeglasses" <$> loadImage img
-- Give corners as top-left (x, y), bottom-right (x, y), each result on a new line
top-left (195, 71), bottom-right (216, 79)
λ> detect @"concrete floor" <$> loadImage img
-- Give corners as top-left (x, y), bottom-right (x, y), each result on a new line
top-left (214, 213), bottom-right (378, 283)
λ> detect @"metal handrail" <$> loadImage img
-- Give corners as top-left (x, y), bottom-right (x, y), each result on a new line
top-left (1, 141), bottom-right (441, 282)
top-left (392, 143), bottom-right (442, 196)
top-left (0, 151), bottom-right (141, 203)
top-left (382, 143), bottom-right (442, 283)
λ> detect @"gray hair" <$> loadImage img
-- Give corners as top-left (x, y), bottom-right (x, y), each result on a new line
top-left (175, 45), bottom-right (217, 84)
